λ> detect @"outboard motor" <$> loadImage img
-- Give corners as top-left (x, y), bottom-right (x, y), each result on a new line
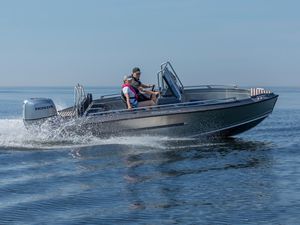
top-left (23, 98), bottom-right (57, 125)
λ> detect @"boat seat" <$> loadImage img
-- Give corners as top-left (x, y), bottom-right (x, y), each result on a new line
top-left (157, 68), bottom-right (183, 105)
top-left (162, 68), bottom-right (182, 101)
top-left (78, 93), bottom-right (93, 115)
top-left (120, 91), bottom-right (129, 108)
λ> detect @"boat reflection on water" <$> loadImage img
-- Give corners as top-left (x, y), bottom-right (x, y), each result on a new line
top-left (69, 137), bottom-right (273, 175)
top-left (68, 136), bottom-right (275, 219)
top-left (122, 137), bottom-right (274, 180)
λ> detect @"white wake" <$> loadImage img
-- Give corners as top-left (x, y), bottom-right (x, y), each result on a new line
top-left (0, 118), bottom-right (200, 150)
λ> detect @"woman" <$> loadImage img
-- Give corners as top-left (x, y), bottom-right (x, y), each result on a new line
top-left (122, 75), bottom-right (155, 109)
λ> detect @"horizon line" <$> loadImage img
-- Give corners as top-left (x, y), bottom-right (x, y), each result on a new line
top-left (0, 84), bottom-right (299, 89)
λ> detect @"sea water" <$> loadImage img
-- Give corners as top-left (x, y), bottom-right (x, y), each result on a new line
top-left (0, 87), bottom-right (299, 224)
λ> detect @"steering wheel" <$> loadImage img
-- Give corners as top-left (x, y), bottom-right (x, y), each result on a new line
top-left (151, 84), bottom-right (155, 91)
top-left (149, 84), bottom-right (155, 100)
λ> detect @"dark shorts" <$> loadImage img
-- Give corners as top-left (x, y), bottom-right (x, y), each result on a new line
top-left (137, 93), bottom-right (150, 102)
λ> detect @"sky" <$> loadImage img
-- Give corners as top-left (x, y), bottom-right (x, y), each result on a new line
top-left (0, 0), bottom-right (299, 87)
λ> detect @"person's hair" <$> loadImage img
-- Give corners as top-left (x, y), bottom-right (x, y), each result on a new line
top-left (132, 67), bottom-right (140, 74)
top-left (123, 75), bottom-right (132, 82)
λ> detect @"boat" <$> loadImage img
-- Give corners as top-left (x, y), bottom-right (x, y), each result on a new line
top-left (23, 62), bottom-right (278, 138)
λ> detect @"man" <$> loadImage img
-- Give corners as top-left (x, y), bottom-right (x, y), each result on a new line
top-left (130, 67), bottom-right (159, 102)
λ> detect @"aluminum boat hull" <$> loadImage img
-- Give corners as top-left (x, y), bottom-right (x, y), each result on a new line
top-left (62, 94), bottom-right (278, 138)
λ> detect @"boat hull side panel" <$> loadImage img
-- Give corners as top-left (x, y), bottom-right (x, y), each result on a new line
top-left (72, 95), bottom-right (277, 138)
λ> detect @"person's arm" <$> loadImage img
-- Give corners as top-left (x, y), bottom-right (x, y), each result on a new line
top-left (124, 93), bottom-right (132, 109)
top-left (140, 83), bottom-right (153, 89)
top-left (143, 89), bottom-right (160, 96)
